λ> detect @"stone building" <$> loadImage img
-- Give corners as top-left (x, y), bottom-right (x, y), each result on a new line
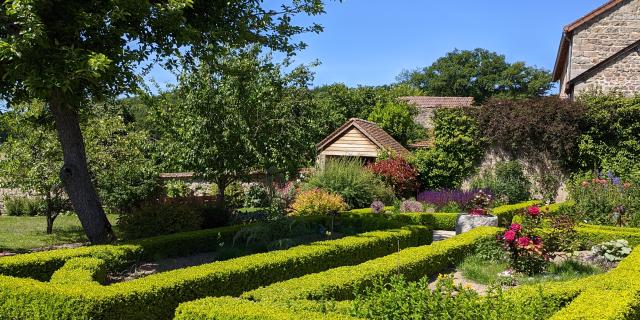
top-left (553, 0), bottom-right (640, 100)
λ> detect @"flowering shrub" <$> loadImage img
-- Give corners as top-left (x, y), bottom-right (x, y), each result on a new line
top-left (500, 205), bottom-right (548, 275)
top-left (416, 189), bottom-right (492, 211)
top-left (367, 156), bottom-right (419, 198)
top-left (569, 171), bottom-right (640, 226)
top-left (370, 200), bottom-right (385, 214)
top-left (468, 190), bottom-right (493, 216)
top-left (289, 189), bottom-right (347, 216)
top-left (399, 200), bottom-right (423, 213)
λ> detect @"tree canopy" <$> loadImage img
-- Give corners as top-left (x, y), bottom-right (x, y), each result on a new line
top-left (368, 100), bottom-right (425, 146)
top-left (0, 0), bottom-right (326, 243)
top-left (153, 48), bottom-right (321, 206)
top-left (398, 48), bottom-right (553, 104)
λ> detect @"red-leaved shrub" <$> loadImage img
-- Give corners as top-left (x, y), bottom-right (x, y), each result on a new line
top-left (367, 157), bottom-right (419, 198)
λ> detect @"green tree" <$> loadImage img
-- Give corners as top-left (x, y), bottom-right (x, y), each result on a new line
top-left (312, 83), bottom-right (422, 138)
top-left (398, 48), bottom-right (552, 104)
top-left (0, 102), bottom-right (66, 234)
top-left (368, 100), bottom-right (425, 145)
top-left (0, 0), bottom-right (325, 243)
top-left (0, 102), bottom-right (159, 233)
top-left (155, 48), bottom-right (320, 207)
top-left (413, 109), bottom-right (484, 189)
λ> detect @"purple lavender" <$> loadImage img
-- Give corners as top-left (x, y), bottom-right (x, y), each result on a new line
top-left (417, 189), bottom-right (493, 210)
top-left (399, 200), bottom-right (423, 213)
top-left (370, 200), bottom-right (385, 214)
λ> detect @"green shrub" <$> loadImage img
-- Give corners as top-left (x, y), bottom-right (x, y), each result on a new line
top-left (304, 158), bottom-right (395, 209)
top-left (2, 196), bottom-right (45, 216)
top-left (244, 184), bottom-right (270, 208)
top-left (0, 244), bottom-right (140, 281)
top-left (165, 180), bottom-right (192, 198)
top-left (567, 172), bottom-right (640, 227)
top-left (492, 200), bottom-right (541, 226)
top-left (175, 297), bottom-right (359, 320)
top-left (290, 189), bottom-right (348, 216)
top-left (49, 257), bottom-right (107, 285)
top-left (471, 161), bottom-right (531, 204)
top-left (412, 108), bottom-right (484, 190)
top-left (117, 201), bottom-right (205, 239)
top-left (0, 227), bottom-right (431, 319)
top-left (350, 274), bottom-right (560, 320)
top-left (242, 226), bottom-right (499, 302)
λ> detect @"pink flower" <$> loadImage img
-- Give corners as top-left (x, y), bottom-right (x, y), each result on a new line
top-left (504, 230), bottom-right (517, 243)
top-left (527, 206), bottom-right (541, 217)
top-left (510, 223), bottom-right (522, 232)
top-left (517, 237), bottom-right (531, 247)
top-left (470, 208), bottom-right (487, 216)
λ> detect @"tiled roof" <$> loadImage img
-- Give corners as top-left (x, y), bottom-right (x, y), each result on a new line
top-left (399, 96), bottom-right (474, 108)
top-left (552, 0), bottom-right (625, 81)
top-left (317, 118), bottom-right (410, 156)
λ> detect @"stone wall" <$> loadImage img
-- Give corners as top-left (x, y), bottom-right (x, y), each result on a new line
top-left (567, 0), bottom-right (640, 96)
top-left (574, 47), bottom-right (640, 96)
top-left (570, 0), bottom-right (640, 76)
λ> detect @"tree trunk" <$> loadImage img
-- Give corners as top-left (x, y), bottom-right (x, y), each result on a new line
top-left (216, 178), bottom-right (227, 208)
top-left (49, 96), bottom-right (115, 244)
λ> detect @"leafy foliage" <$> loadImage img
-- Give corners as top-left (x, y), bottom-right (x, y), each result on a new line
top-left (367, 157), bottom-right (419, 198)
top-left (290, 189), bottom-right (348, 216)
top-left (577, 94), bottom-right (640, 182)
top-left (304, 158), bottom-right (396, 209)
top-left (117, 201), bottom-right (205, 239)
top-left (412, 108), bottom-right (484, 189)
top-left (591, 239), bottom-right (632, 262)
top-left (367, 100), bottom-right (425, 145)
top-left (154, 48), bottom-right (320, 206)
top-left (471, 161), bottom-right (531, 204)
top-left (475, 97), bottom-right (586, 171)
top-left (398, 48), bottom-right (553, 103)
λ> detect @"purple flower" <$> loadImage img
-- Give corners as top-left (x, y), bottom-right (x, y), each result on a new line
top-left (416, 189), bottom-right (493, 210)
top-left (399, 200), bottom-right (423, 213)
top-left (370, 200), bottom-right (385, 214)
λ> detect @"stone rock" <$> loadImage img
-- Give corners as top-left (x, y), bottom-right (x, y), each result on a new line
top-left (455, 214), bottom-right (499, 234)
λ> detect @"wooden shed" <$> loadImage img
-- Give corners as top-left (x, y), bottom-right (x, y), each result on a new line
top-left (316, 118), bottom-right (410, 168)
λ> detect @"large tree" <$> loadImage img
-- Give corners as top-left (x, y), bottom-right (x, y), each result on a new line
top-left (0, 1), bottom-right (325, 243)
top-left (398, 48), bottom-right (553, 104)
top-left (155, 48), bottom-right (320, 207)
top-left (0, 101), bottom-right (158, 233)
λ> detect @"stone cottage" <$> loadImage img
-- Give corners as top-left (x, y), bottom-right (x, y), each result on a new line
top-left (553, 0), bottom-right (640, 99)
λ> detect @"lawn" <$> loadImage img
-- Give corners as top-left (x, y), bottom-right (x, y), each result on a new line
top-left (0, 214), bottom-right (119, 252)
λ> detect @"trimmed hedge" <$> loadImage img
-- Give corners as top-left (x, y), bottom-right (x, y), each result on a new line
top-left (0, 226), bottom-right (430, 319)
top-left (174, 297), bottom-right (360, 320)
top-left (548, 248), bottom-right (640, 320)
top-left (49, 257), bottom-right (107, 285)
top-left (0, 244), bottom-right (140, 281)
top-left (242, 226), bottom-right (500, 302)
top-left (492, 200), bottom-right (541, 226)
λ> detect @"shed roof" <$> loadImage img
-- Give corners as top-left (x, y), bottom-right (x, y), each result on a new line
top-left (317, 118), bottom-right (410, 156)
top-left (399, 96), bottom-right (474, 108)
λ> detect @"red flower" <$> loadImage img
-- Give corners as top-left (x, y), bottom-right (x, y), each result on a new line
top-left (517, 237), bottom-right (531, 247)
top-left (510, 223), bottom-right (522, 232)
top-left (504, 230), bottom-right (517, 243)
top-left (527, 206), bottom-right (541, 217)
top-left (470, 208), bottom-right (486, 216)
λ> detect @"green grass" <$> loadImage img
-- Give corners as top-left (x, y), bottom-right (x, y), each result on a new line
top-left (459, 254), bottom-right (602, 286)
top-left (0, 214), bottom-right (119, 252)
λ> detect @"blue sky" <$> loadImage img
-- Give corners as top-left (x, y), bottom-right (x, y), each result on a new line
top-left (147, 0), bottom-right (607, 91)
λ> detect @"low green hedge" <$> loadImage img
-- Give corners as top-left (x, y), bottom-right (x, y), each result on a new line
top-left (548, 248), bottom-right (640, 320)
top-left (492, 200), bottom-right (541, 226)
top-left (575, 225), bottom-right (640, 247)
top-left (49, 257), bottom-right (107, 285)
top-left (243, 226), bottom-right (499, 302)
top-left (0, 244), bottom-right (140, 281)
top-left (174, 297), bottom-right (360, 320)
top-left (0, 226), bottom-right (430, 319)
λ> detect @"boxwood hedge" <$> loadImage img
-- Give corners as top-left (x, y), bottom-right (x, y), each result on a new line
top-left (242, 226), bottom-right (500, 302)
top-left (0, 226), bottom-right (430, 319)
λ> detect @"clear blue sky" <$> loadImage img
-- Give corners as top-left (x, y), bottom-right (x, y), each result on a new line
top-left (147, 0), bottom-right (607, 91)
